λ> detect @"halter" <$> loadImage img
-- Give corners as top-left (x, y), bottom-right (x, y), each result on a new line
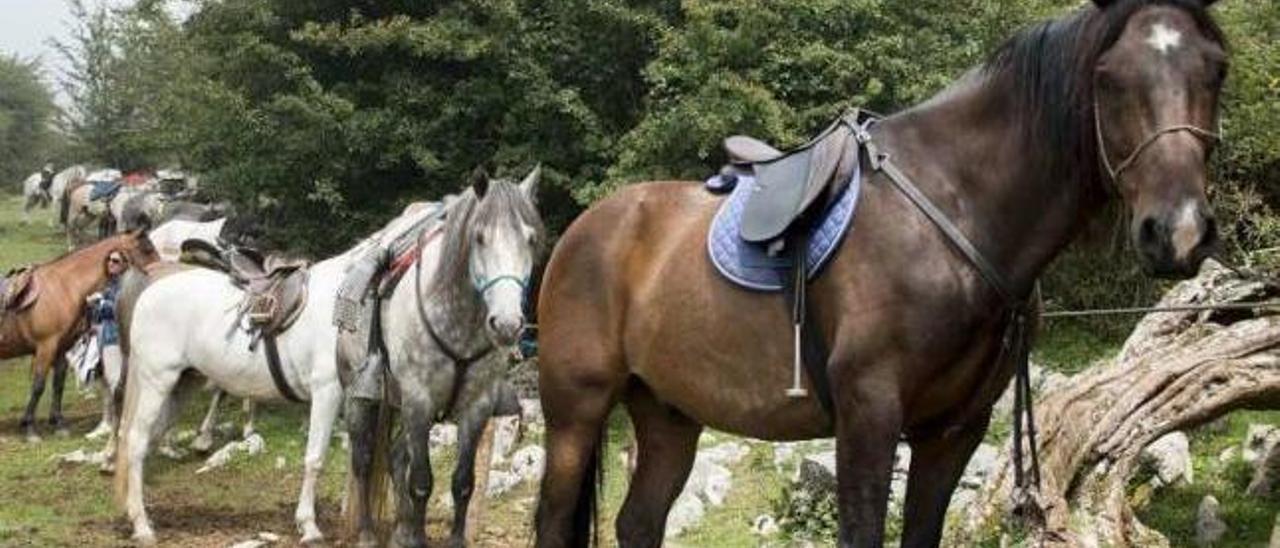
top-left (1093, 96), bottom-right (1220, 186)
top-left (473, 273), bottom-right (528, 296)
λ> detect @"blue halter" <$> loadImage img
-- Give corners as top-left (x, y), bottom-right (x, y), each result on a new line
top-left (473, 273), bottom-right (529, 296)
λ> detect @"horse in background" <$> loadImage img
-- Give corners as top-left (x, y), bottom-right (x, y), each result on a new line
top-left (0, 231), bottom-right (158, 442)
top-left (20, 164), bottom-right (56, 224)
top-left (50, 165), bottom-right (87, 225)
top-left (341, 166), bottom-right (544, 547)
top-left (113, 189), bottom-right (454, 545)
top-left (533, 0), bottom-right (1227, 546)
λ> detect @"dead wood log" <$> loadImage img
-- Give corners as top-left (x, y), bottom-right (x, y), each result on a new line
top-left (957, 260), bottom-right (1280, 547)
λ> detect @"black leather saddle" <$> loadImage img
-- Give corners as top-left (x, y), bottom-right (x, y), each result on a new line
top-left (724, 111), bottom-right (863, 244)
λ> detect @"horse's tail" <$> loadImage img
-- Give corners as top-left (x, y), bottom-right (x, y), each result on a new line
top-left (344, 396), bottom-right (393, 534)
top-left (112, 331), bottom-right (143, 506)
top-left (575, 430), bottom-right (604, 547)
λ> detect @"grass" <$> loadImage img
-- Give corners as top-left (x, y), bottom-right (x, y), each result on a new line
top-left (1136, 410), bottom-right (1280, 547)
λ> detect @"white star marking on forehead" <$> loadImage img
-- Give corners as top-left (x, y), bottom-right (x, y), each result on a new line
top-left (1146, 22), bottom-right (1183, 55)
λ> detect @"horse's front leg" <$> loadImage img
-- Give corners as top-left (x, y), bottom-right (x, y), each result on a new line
top-left (900, 413), bottom-right (991, 548)
top-left (296, 383), bottom-right (342, 544)
top-left (391, 404), bottom-right (436, 548)
top-left (191, 388), bottom-right (225, 453)
top-left (448, 396), bottom-right (498, 548)
top-left (834, 377), bottom-right (904, 548)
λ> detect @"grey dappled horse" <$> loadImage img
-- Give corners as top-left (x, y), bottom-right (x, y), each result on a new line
top-left (341, 166), bottom-right (544, 547)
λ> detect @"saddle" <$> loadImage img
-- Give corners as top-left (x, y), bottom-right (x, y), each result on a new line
top-left (725, 111), bottom-right (862, 243)
top-left (0, 266), bottom-right (40, 313)
top-left (225, 248), bottom-right (310, 337)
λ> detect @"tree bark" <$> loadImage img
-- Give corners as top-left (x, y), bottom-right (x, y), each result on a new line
top-left (957, 260), bottom-right (1280, 547)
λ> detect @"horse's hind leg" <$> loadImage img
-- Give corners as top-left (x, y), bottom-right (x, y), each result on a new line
top-left (615, 382), bottom-right (702, 548)
top-left (49, 353), bottom-right (70, 435)
top-left (19, 344), bottom-right (56, 442)
top-left (448, 398), bottom-right (498, 548)
top-left (899, 416), bottom-right (989, 548)
top-left (296, 384), bottom-right (342, 544)
top-left (119, 365), bottom-right (184, 546)
top-left (534, 361), bottom-right (622, 548)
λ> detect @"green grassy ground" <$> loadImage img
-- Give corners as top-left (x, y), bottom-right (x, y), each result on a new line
top-left (1, 194), bottom-right (1276, 547)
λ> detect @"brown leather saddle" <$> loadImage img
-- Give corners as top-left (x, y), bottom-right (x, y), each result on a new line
top-left (724, 111), bottom-right (862, 244)
top-left (225, 248), bottom-right (309, 337)
top-left (0, 266), bottom-right (40, 313)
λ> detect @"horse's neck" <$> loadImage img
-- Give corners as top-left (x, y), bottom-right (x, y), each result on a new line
top-left (50, 249), bottom-right (109, 298)
top-left (877, 79), bottom-right (1100, 297)
top-left (405, 229), bottom-right (487, 348)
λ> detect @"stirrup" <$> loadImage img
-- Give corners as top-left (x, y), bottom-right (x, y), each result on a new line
top-left (248, 295), bottom-right (277, 326)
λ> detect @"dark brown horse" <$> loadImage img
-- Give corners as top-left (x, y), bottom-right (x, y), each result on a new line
top-left (534, 1), bottom-right (1227, 546)
top-left (0, 231), bottom-right (159, 441)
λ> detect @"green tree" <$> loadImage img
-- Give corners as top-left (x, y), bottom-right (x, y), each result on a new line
top-left (0, 55), bottom-right (59, 188)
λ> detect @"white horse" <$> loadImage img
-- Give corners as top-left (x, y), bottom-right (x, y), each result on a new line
top-left (112, 191), bottom-right (465, 545)
top-left (20, 165), bottom-right (55, 223)
top-left (148, 218), bottom-right (228, 261)
top-left (50, 165), bottom-right (86, 223)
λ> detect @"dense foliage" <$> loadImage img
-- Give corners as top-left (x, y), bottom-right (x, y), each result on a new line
top-left (0, 55), bottom-right (58, 186)
top-left (50, 0), bottom-right (1280, 312)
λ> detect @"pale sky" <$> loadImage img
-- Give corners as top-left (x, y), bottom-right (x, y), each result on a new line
top-left (0, 0), bottom-right (191, 105)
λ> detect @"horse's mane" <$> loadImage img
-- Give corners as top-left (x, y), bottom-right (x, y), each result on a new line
top-left (981, 0), bottom-right (1224, 191)
top-left (431, 180), bottom-right (545, 297)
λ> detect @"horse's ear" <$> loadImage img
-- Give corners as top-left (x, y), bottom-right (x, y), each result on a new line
top-left (519, 164), bottom-right (541, 203)
top-left (1091, 0), bottom-right (1118, 8)
top-left (1198, 0), bottom-right (1219, 6)
top-left (470, 166), bottom-right (490, 198)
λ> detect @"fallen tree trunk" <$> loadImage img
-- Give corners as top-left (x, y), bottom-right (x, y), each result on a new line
top-left (957, 260), bottom-right (1280, 547)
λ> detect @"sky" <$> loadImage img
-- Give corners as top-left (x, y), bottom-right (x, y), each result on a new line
top-left (0, 0), bottom-right (190, 105)
top-left (0, 1), bottom-right (129, 72)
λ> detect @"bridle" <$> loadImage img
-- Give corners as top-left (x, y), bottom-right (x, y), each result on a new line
top-left (1092, 92), bottom-right (1221, 186)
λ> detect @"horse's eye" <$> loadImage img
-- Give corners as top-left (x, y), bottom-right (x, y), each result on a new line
top-left (476, 233), bottom-right (486, 246)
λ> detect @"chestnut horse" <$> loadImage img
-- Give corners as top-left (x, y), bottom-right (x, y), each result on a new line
top-left (534, 1), bottom-right (1227, 546)
top-left (0, 231), bottom-right (159, 441)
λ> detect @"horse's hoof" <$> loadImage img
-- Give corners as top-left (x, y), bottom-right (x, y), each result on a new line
top-left (24, 433), bottom-right (41, 444)
top-left (55, 428), bottom-right (71, 438)
top-left (132, 531), bottom-right (157, 547)
top-left (298, 525), bottom-right (324, 545)
top-left (355, 532), bottom-right (379, 548)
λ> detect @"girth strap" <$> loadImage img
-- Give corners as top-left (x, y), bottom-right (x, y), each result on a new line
top-left (263, 334), bottom-right (304, 402)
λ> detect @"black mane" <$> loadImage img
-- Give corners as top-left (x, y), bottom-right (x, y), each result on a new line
top-left (982, 0), bottom-right (1224, 189)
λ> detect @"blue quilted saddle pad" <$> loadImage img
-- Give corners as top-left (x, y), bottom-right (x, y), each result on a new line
top-left (705, 160), bottom-right (862, 292)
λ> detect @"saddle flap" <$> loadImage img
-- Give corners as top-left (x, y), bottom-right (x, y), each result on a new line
top-left (724, 135), bottom-right (784, 164)
top-left (740, 127), bottom-right (851, 243)
top-left (247, 268), bottom-right (309, 335)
